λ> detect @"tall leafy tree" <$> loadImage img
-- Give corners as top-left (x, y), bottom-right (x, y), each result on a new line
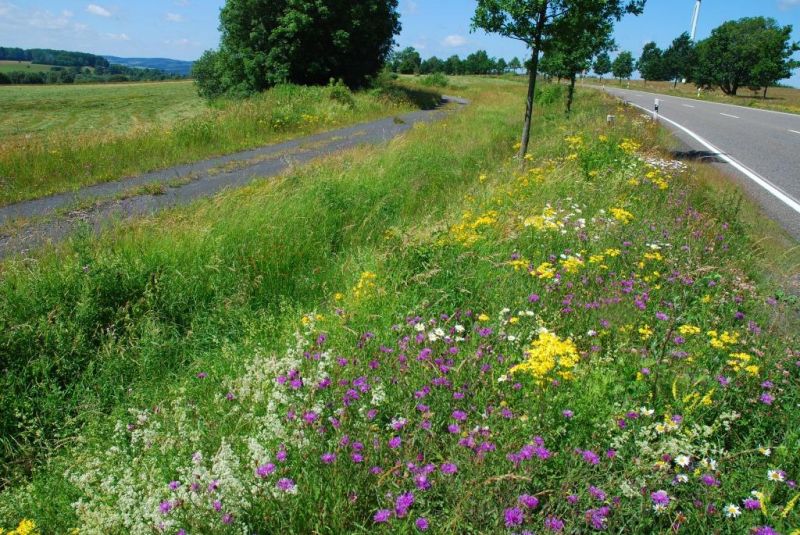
top-left (509, 56), bottom-right (523, 73)
top-left (662, 32), bottom-right (695, 87)
top-left (194, 0), bottom-right (400, 98)
top-left (637, 42), bottom-right (664, 85)
top-left (593, 51), bottom-right (612, 80)
top-left (612, 51), bottom-right (635, 83)
top-left (694, 17), bottom-right (799, 96)
top-left (445, 55), bottom-right (463, 75)
top-left (393, 47), bottom-right (422, 74)
top-left (472, 0), bottom-right (645, 158)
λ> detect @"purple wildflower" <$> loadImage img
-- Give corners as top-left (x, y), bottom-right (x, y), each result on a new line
top-left (221, 513), bottom-right (234, 525)
top-left (544, 516), bottom-right (565, 533)
top-left (519, 494), bottom-right (540, 509)
top-left (374, 509), bottom-right (392, 523)
top-left (743, 498), bottom-right (761, 510)
top-left (415, 517), bottom-right (430, 531)
top-left (760, 392), bottom-right (775, 405)
top-left (321, 452), bottom-right (336, 464)
top-left (562, 409), bottom-right (575, 419)
top-left (651, 490), bottom-right (670, 508)
top-left (504, 507), bottom-right (524, 528)
top-left (256, 463), bottom-right (276, 478)
top-left (441, 462), bottom-right (458, 475)
top-left (276, 478), bottom-right (296, 493)
top-left (395, 492), bottom-right (415, 518)
top-left (159, 500), bottom-right (172, 515)
top-left (389, 436), bottom-right (402, 449)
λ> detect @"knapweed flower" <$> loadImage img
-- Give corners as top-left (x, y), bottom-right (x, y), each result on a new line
top-left (374, 509), bottom-right (391, 523)
top-left (395, 492), bottom-right (415, 518)
top-left (256, 463), bottom-right (276, 478)
top-left (276, 478), bottom-right (297, 494)
top-left (452, 410), bottom-right (468, 421)
top-left (519, 494), bottom-right (540, 509)
top-left (504, 507), bottom-right (524, 528)
top-left (751, 527), bottom-right (779, 535)
top-left (743, 498), bottom-right (761, 510)
top-left (544, 516), bottom-right (565, 532)
top-left (585, 506), bottom-right (610, 530)
top-left (389, 436), bottom-right (402, 449)
top-left (440, 462), bottom-right (458, 475)
top-left (562, 409), bottom-right (574, 419)
top-left (651, 490), bottom-right (670, 512)
top-left (415, 517), bottom-right (429, 531)
top-left (321, 452), bottom-right (336, 464)
top-left (760, 392), bottom-right (775, 405)
top-left (589, 486), bottom-right (606, 501)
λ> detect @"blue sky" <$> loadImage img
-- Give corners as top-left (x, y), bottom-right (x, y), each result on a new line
top-left (1, 0), bottom-right (798, 85)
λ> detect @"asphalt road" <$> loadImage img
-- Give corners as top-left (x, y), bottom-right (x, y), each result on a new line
top-left (601, 86), bottom-right (800, 240)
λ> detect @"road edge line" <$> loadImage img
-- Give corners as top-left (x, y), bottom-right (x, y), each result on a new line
top-left (624, 101), bottom-right (800, 216)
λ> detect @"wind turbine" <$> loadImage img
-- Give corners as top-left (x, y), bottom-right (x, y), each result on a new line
top-left (690, 0), bottom-right (702, 41)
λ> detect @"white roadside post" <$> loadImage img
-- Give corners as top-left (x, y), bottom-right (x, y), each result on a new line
top-left (654, 98), bottom-right (660, 121)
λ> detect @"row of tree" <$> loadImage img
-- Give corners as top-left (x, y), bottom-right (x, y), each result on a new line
top-left (0, 64), bottom-right (186, 85)
top-left (607, 17), bottom-right (799, 97)
top-left (387, 48), bottom-right (524, 75)
top-left (0, 47), bottom-right (110, 68)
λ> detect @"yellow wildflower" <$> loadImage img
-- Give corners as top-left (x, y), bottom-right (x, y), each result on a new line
top-left (510, 330), bottom-right (580, 385)
top-left (611, 208), bottom-right (634, 224)
top-left (478, 313), bottom-right (490, 322)
top-left (534, 262), bottom-right (557, 279)
top-left (679, 325), bottom-right (701, 335)
top-left (560, 256), bottom-right (584, 274)
top-left (638, 325), bottom-right (654, 341)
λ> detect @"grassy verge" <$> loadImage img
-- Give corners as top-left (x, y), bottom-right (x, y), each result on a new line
top-left (0, 79), bottom-right (798, 534)
top-left (583, 77), bottom-right (800, 114)
top-left (0, 81), bottom-right (439, 206)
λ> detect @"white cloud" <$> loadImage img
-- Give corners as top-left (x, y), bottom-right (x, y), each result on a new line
top-left (165, 12), bottom-right (183, 22)
top-left (442, 34), bottom-right (468, 48)
top-left (86, 4), bottom-right (111, 17)
top-left (28, 8), bottom-right (74, 30)
top-left (778, 0), bottom-right (800, 9)
top-left (106, 32), bottom-right (130, 41)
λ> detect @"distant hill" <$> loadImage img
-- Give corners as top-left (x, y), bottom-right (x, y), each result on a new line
top-left (104, 56), bottom-right (194, 76)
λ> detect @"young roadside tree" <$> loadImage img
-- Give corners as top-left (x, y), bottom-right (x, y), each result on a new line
top-left (612, 51), bottom-right (635, 83)
top-left (194, 0), bottom-right (400, 97)
top-left (472, 0), bottom-right (645, 159)
top-left (593, 51), bottom-right (612, 81)
top-left (694, 17), bottom-right (799, 96)
top-left (545, 9), bottom-right (615, 114)
top-left (637, 42), bottom-right (664, 85)
top-left (509, 56), bottom-right (523, 73)
top-left (662, 32), bottom-right (695, 87)
top-left (420, 56), bottom-right (445, 74)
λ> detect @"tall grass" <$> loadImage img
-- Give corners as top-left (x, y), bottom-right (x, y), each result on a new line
top-left (0, 80), bottom-right (797, 534)
top-left (0, 82), bottom-right (439, 206)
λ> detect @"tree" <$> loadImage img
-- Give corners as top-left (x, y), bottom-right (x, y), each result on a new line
top-left (593, 51), bottom-right (612, 80)
top-left (694, 17), bottom-right (799, 96)
top-left (444, 55), bottom-right (463, 75)
top-left (662, 32), bottom-right (695, 87)
top-left (637, 42), bottom-right (664, 85)
top-left (195, 0), bottom-right (400, 98)
top-left (472, 0), bottom-right (645, 159)
top-left (612, 51), bottom-right (634, 83)
top-left (496, 58), bottom-right (508, 74)
top-left (509, 57), bottom-right (523, 73)
top-left (544, 8), bottom-right (615, 114)
top-left (393, 47), bottom-right (422, 74)
top-left (464, 50), bottom-right (495, 74)
top-left (420, 56), bottom-right (444, 74)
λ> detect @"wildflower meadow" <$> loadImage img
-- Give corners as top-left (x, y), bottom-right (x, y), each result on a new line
top-left (0, 79), bottom-right (798, 534)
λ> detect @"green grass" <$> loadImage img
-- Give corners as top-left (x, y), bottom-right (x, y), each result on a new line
top-left (0, 80), bottom-right (438, 206)
top-left (0, 61), bottom-right (54, 74)
top-left (0, 78), bottom-right (798, 534)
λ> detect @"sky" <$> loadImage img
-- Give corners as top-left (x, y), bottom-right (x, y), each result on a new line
top-left (1, 0), bottom-right (798, 85)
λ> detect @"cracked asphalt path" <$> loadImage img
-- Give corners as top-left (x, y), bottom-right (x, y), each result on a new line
top-left (0, 96), bottom-right (467, 259)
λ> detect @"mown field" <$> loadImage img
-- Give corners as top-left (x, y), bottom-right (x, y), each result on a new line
top-left (584, 77), bottom-right (800, 114)
top-left (0, 79), bottom-right (437, 206)
top-left (0, 77), bottom-right (798, 534)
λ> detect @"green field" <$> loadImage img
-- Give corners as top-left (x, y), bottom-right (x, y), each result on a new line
top-left (0, 61), bottom-right (54, 74)
top-left (0, 80), bottom-right (437, 205)
top-left (0, 77), bottom-right (797, 534)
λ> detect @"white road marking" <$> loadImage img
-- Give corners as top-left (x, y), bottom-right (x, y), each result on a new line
top-left (624, 101), bottom-right (800, 216)
top-left (790, 129), bottom-right (800, 135)
top-left (720, 113), bottom-right (740, 119)
top-left (683, 104), bottom-right (695, 108)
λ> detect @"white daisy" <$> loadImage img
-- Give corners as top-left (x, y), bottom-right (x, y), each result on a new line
top-left (723, 504), bottom-right (741, 518)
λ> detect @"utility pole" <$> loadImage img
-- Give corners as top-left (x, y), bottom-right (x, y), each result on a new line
top-left (690, 0), bottom-right (702, 41)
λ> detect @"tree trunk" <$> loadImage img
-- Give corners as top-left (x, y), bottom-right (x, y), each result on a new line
top-left (763, 86), bottom-right (768, 99)
top-left (518, 3), bottom-right (548, 160)
top-left (566, 73), bottom-right (576, 114)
